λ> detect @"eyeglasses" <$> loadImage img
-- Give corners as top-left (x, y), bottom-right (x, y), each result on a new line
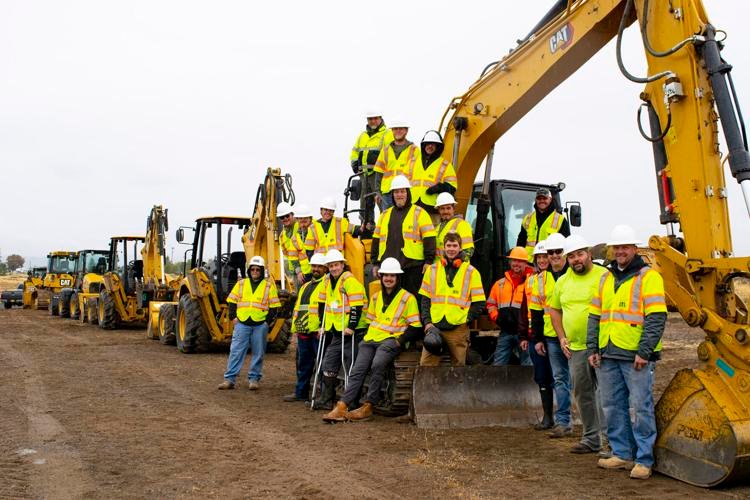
top-left (546, 249), bottom-right (564, 255)
top-left (280, 213), bottom-right (293, 220)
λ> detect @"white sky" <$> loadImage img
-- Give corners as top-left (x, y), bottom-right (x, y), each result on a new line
top-left (1, 1), bottom-right (749, 262)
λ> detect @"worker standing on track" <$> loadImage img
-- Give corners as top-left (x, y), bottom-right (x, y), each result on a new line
top-left (517, 188), bottom-right (570, 262)
top-left (488, 247), bottom-right (533, 366)
top-left (278, 202), bottom-right (310, 290)
top-left (588, 225), bottom-right (667, 480)
top-left (419, 232), bottom-right (485, 366)
top-left (323, 258), bottom-right (422, 423)
top-left (350, 111), bottom-right (394, 229)
top-left (305, 197), bottom-right (349, 254)
top-left (371, 174), bottom-right (436, 297)
top-left (434, 193), bottom-right (474, 262)
top-left (411, 130), bottom-right (457, 215)
top-left (373, 120), bottom-right (421, 211)
top-left (218, 256), bottom-right (281, 391)
top-left (308, 249), bottom-right (367, 411)
top-left (283, 252), bottom-right (328, 403)
top-left (548, 235), bottom-right (607, 453)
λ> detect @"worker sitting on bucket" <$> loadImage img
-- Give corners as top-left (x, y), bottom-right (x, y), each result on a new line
top-left (308, 249), bottom-right (368, 411)
top-left (323, 257), bottom-right (422, 423)
top-left (488, 247), bottom-right (534, 366)
top-left (434, 192), bottom-right (474, 263)
top-left (418, 232), bottom-right (485, 366)
top-left (304, 197), bottom-right (350, 255)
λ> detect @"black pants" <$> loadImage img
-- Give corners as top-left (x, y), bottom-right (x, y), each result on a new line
top-left (341, 337), bottom-right (401, 406)
top-left (401, 264), bottom-right (425, 297)
top-left (322, 329), bottom-right (365, 378)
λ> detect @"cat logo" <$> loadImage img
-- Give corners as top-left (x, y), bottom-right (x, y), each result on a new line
top-left (549, 23), bottom-right (574, 54)
top-left (60, 279), bottom-right (72, 286)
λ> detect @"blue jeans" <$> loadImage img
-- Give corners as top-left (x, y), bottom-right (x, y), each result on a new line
top-left (546, 339), bottom-right (571, 428)
top-left (294, 335), bottom-right (319, 399)
top-left (492, 333), bottom-right (532, 366)
top-left (223, 322), bottom-right (269, 383)
top-left (599, 357), bottom-right (657, 467)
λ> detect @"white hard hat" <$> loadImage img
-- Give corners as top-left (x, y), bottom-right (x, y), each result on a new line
top-left (379, 257), bottom-right (403, 274)
top-left (324, 249), bottom-right (346, 264)
top-left (294, 203), bottom-right (313, 218)
top-left (608, 224), bottom-right (641, 246)
top-left (365, 110), bottom-right (382, 118)
top-left (390, 175), bottom-right (412, 191)
top-left (277, 202), bottom-right (293, 218)
top-left (248, 255), bottom-right (266, 268)
top-left (310, 252), bottom-right (328, 266)
top-left (421, 130), bottom-right (443, 144)
top-left (320, 197), bottom-right (337, 211)
top-left (435, 192), bottom-right (456, 207)
top-left (544, 233), bottom-right (566, 251)
top-left (390, 119), bottom-right (408, 129)
top-left (533, 241), bottom-right (547, 256)
top-left (564, 234), bottom-right (590, 255)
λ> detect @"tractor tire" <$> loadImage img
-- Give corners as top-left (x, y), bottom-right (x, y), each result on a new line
top-left (158, 303), bottom-right (176, 345)
top-left (266, 318), bottom-right (291, 354)
top-left (70, 292), bottom-right (80, 320)
top-left (87, 298), bottom-right (99, 325)
top-left (3, 301), bottom-right (11, 309)
top-left (176, 294), bottom-right (210, 353)
top-left (58, 290), bottom-right (71, 318)
top-left (98, 291), bottom-right (118, 329)
top-left (49, 296), bottom-right (59, 316)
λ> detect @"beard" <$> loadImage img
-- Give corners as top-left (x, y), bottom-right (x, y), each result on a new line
top-left (571, 262), bottom-right (587, 274)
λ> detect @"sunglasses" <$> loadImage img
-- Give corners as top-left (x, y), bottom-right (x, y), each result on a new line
top-left (280, 213), bottom-right (293, 220)
top-left (547, 249), bottom-right (564, 255)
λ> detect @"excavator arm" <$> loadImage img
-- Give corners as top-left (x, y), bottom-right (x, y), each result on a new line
top-left (440, 0), bottom-right (750, 486)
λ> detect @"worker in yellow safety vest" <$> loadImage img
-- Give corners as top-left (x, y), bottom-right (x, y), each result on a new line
top-left (434, 192), bottom-right (474, 262)
top-left (412, 130), bottom-right (458, 213)
top-left (294, 203), bottom-right (314, 273)
top-left (323, 257), bottom-right (422, 423)
top-left (517, 187), bottom-right (570, 262)
top-left (218, 255), bottom-right (281, 391)
top-left (588, 225), bottom-right (667, 480)
top-left (304, 197), bottom-right (350, 255)
top-left (308, 249), bottom-right (367, 411)
top-left (419, 232), bottom-right (486, 366)
top-left (350, 111), bottom-right (395, 228)
top-left (277, 201), bottom-right (310, 291)
top-left (373, 120), bottom-right (421, 211)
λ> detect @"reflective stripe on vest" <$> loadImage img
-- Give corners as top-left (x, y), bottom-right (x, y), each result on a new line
top-left (312, 218), bottom-right (344, 253)
top-left (378, 144), bottom-right (419, 192)
top-left (523, 210), bottom-right (564, 260)
top-left (597, 267), bottom-right (648, 325)
top-left (367, 289), bottom-right (417, 335)
top-left (377, 205), bottom-right (430, 261)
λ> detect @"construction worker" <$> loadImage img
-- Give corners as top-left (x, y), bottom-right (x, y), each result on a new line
top-left (278, 202), bottom-right (310, 290)
top-left (530, 234), bottom-right (569, 431)
top-left (548, 234), bottom-right (607, 453)
top-left (350, 111), bottom-right (395, 228)
top-left (323, 258), bottom-right (422, 423)
top-left (308, 249), bottom-right (367, 411)
top-left (517, 187), bottom-right (570, 262)
top-left (488, 247), bottom-right (533, 366)
top-left (412, 130), bottom-right (457, 213)
top-left (294, 203), bottom-right (315, 264)
top-left (305, 197), bottom-right (350, 254)
top-left (218, 256), bottom-right (281, 391)
top-left (521, 241), bottom-right (555, 431)
top-left (434, 192), bottom-right (474, 262)
top-left (373, 120), bottom-right (421, 211)
top-left (371, 174), bottom-right (436, 297)
top-left (589, 225), bottom-right (667, 479)
top-left (419, 232), bottom-right (486, 366)
top-left (283, 252), bottom-right (328, 403)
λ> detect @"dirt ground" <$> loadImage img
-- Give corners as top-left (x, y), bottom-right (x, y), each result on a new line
top-left (1, 309), bottom-right (749, 499)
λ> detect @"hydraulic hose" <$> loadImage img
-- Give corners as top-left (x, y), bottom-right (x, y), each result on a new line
top-left (640, 0), bottom-right (702, 58)
top-left (616, 0), bottom-right (675, 84)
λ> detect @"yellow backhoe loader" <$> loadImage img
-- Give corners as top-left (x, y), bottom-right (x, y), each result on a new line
top-left (55, 248), bottom-right (110, 319)
top-left (22, 267), bottom-right (46, 308)
top-left (23, 251), bottom-right (77, 311)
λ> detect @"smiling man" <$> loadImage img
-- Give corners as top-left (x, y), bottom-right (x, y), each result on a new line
top-left (517, 187), bottom-right (570, 262)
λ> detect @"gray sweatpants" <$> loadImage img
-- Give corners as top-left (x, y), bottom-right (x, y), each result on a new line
top-left (569, 350), bottom-right (606, 450)
top-left (341, 337), bottom-right (401, 407)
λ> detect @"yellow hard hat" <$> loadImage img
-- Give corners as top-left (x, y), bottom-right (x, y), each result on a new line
top-left (507, 247), bottom-right (528, 261)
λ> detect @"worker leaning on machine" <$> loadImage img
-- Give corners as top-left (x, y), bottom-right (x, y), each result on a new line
top-left (434, 192), bottom-right (474, 262)
top-left (304, 197), bottom-right (350, 255)
top-left (517, 187), bottom-right (570, 262)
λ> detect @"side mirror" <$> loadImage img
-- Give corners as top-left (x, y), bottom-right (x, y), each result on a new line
top-left (176, 228), bottom-right (184, 242)
top-left (566, 202), bottom-right (582, 227)
top-left (348, 178), bottom-right (362, 201)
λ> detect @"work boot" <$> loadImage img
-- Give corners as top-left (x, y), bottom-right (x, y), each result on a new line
top-left (311, 376), bottom-right (336, 411)
top-left (598, 456), bottom-right (635, 470)
top-left (248, 380), bottom-right (260, 391)
top-left (547, 425), bottom-right (573, 438)
top-left (570, 442), bottom-right (598, 454)
top-left (283, 393), bottom-right (304, 402)
top-left (534, 387), bottom-right (555, 430)
top-left (629, 464), bottom-right (652, 479)
top-left (345, 402), bottom-right (373, 422)
top-left (217, 380), bottom-right (235, 390)
top-left (322, 401), bottom-right (349, 423)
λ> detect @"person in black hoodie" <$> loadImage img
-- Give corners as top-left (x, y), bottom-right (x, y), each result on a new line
top-left (517, 187), bottom-right (570, 262)
top-left (413, 130), bottom-right (457, 215)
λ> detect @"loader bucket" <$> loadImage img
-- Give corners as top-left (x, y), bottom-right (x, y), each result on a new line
top-left (654, 368), bottom-right (750, 487)
top-left (412, 365), bottom-right (542, 429)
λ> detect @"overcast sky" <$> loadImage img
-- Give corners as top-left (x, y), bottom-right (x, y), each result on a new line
top-left (1, 1), bottom-right (749, 263)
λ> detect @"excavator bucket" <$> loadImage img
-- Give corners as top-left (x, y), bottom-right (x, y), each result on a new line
top-left (654, 368), bottom-right (750, 487)
top-left (412, 365), bottom-right (541, 429)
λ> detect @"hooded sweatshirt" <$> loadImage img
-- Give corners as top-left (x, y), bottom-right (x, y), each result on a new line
top-left (516, 201), bottom-right (571, 248)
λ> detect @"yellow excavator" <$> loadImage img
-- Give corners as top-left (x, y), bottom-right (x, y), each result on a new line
top-left (405, 0), bottom-right (750, 487)
top-left (23, 251), bottom-right (77, 310)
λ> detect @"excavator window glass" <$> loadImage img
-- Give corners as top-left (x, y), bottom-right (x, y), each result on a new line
top-left (498, 188), bottom-right (537, 257)
top-left (49, 255), bottom-right (77, 274)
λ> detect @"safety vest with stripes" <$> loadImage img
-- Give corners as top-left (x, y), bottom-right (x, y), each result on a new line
top-left (364, 288), bottom-right (421, 343)
top-left (373, 205), bottom-right (436, 261)
top-left (305, 217), bottom-right (349, 254)
top-left (419, 261), bottom-right (485, 326)
top-left (529, 270), bottom-right (557, 338)
top-left (486, 271), bottom-right (526, 324)
top-left (435, 216), bottom-right (474, 260)
top-left (291, 277), bottom-right (325, 334)
top-left (226, 277), bottom-right (281, 322)
top-left (351, 125), bottom-right (394, 172)
top-left (522, 210), bottom-right (565, 261)
top-left (590, 266), bottom-right (667, 352)
top-left (314, 271), bottom-right (367, 331)
top-left (412, 157), bottom-right (458, 207)
top-left (280, 222), bottom-right (311, 274)
top-left (374, 143), bottom-right (421, 193)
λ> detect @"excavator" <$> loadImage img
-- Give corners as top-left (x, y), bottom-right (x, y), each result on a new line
top-left (23, 250), bottom-right (77, 310)
top-left (401, 0), bottom-right (750, 488)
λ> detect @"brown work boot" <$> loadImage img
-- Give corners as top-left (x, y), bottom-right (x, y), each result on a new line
top-left (598, 456), bottom-right (635, 470)
top-left (345, 402), bottom-right (373, 422)
top-left (217, 380), bottom-right (235, 390)
top-left (322, 401), bottom-right (349, 423)
top-left (629, 463), bottom-right (652, 479)
top-left (548, 425), bottom-right (573, 438)
top-left (248, 380), bottom-right (260, 391)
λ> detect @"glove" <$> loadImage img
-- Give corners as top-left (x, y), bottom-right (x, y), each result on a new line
top-left (294, 315), bottom-right (308, 333)
top-left (425, 185), bottom-right (438, 195)
top-left (351, 160), bottom-right (361, 174)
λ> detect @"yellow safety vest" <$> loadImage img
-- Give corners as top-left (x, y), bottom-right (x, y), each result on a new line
top-left (280, 222), bottom-right (310, 274)
top-left (419, 261), bottom-right (485, 326)
top-left (374, 143), bottom-right (421, 193)
top-left (314, 271), bottom-right (367, 331)
top-left (351, 125), bottom-right (395, 171)
top-left (226, 278), bottom-right (281, 322)
top-left (373, 205), bottom-right (436, 261)
top-left (529, 270), bottom-right (557, 338)
top-left (364, 288), bottom-right (421, 342)
top-left (435, 216), bottom-right (474, 260)
top-left (522, 211), bottom-right (565, 261)
top-left (305, 218), bottom-right (349, 254)
top-left (591, 267), bottom-right (667, 352)
top-left (412, 158), bottom-right (458, 207)
top-left (291, 277), bottom-right (325, 334)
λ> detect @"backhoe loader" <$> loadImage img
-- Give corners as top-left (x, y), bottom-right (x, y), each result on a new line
top-left (55, 248), bottom-right (110, 319)
top-left (22, 267), bottom-right (46, 308)
top-left (95, 235), bottom-right (146, 329)
top-left (23, 251), bottom-right (77, 311)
